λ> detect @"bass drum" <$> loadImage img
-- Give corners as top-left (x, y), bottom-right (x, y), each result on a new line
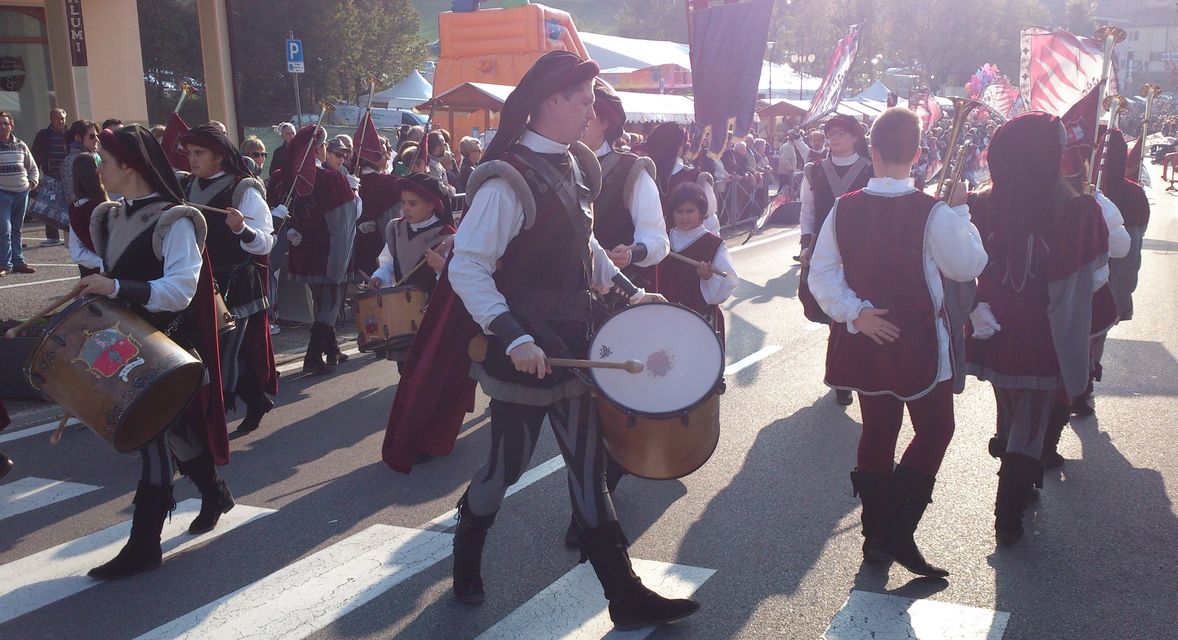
top-left (25, 297), bottom-right (205, 452)
top-left (353, 285), bottom-right (428, 352)
top-left (589, 302), bottom-right (724, 480)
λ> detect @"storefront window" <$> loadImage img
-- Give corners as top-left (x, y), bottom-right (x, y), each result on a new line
top-left (0, 6), bottom-right (54, 141)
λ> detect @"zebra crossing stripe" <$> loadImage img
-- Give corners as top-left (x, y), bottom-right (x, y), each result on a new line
top-left (475, 559), bottom-right (715, 639)
top-left (0, 477), bottom-right (100, 522)
top-left (134, 524), bottom-right (453, 640)
top-left (423, 455), bottom-right (567, 531)
top-left (0, 500), bottom-right (274, 626)
top-left (823, 590), bottom-right (1010, 640)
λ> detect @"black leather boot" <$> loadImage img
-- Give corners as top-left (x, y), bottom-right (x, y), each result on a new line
top-left (850, 468), bottom-right (891, 563)
top-left (88, 482), bottom-right (172, 579)
top-left (1070, 377), bottom-right (1095, 417)
top-left (883, 465), bottom-right (949, 578)
top-left (236, 393), bottom-right (274, 434)
top-left (177, 449), bottom-right (235, 535)
top-left (995, 453), bottom-right (1042, 545)
top-left (453, 492), bottom-right (496, 604)
top-left (0, 451), bottom-right (12, 480)
top-left (581, 521), bottom-right (700, 630)
top-left (1041, 399), bottom-right (1071, 468)
top-left (324, 325), bottom-right (348, 366)
top-left (835, 389), bottom-right (854, 406)
top-left (303, 323), bottom-right (329, 375)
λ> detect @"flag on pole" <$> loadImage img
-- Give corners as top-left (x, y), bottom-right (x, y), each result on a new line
top-left (1061, 85), bottom-right (1101, 148)
top-left (689, 0), bottom-right (776, 149)
top-left (803, 24), bottom-right (862, 125)
top-left (351, 111), bottom-right (383, 173)
top-left (1019, 27), bottom-right (1118, 117)
top-left (980, 77), bottom-right (1019, 120)
top-left (161, 112), bottom-right (191, 171)
top-left (914, 91), bottom-right (942, 132)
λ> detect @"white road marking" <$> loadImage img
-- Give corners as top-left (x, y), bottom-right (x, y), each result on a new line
top-left (0, 477), bottom-right (100, 521)
top-left (823, 590), bottom-right (1010, 640)
top-left (22, 264), bottom-right (77, 268)
top-left (0, 500), bottom-right (274, 625)
top-left (134, 524), bottom-right (452, 640)
top-left (423, 454), bottom-right (567, 531)
top-left (0, 276), bottom-right (78, 290)
top-left (476, 559), bottom-right (714, 639)
top-left (724, 345), bottom-right (782, 376)
top-left (0, 418), bottom-right (79, 444)
top-left (729, 228), bottom-right (799, 254)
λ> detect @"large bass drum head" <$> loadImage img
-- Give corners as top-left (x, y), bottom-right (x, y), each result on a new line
top-left (589, 302), bottom-right (723, 415)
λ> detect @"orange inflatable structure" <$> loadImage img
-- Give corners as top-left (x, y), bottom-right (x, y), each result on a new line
top-left (431, 4), bottom-right (589, 141)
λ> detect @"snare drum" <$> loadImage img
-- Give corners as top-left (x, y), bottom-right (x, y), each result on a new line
top-left (588, 303), bottom-right (725, 480)
top-left (353, 285), bottom-right (428, 352)
top-left (25, 297), bottom-right (205, 452)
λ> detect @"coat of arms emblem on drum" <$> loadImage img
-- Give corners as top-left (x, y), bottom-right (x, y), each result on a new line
top-left (74, 324), bottom-right (145, 380)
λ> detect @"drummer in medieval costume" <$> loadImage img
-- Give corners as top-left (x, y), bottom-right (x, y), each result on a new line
top-left (580, 78), bottom-right (669, 292)
top-left (661, 182), bottom-right (739, 334)
top-left (646, 122), bottom-right (720, 234)
top-left (809, 108), bottom-right (987, 578)
top-left (353, 151), bottom-right (401, 278)
top-left (367, 172), bottom-right (456, 362)
top-left (178, 124), bottom-right (278, 434)
top-left (384, 51), bottom-right (700, 630)
top-left (278, 126), bottom-right (360, 375)
top-left (73, 124), bottom-right (232, 579)
top-left (798, 115), bottom-right (874, 407)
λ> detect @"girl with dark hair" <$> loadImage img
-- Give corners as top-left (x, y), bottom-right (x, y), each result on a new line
top-left (660, 182), bottom-right (738, 339)
top-left (67, 152), bottom-right (107, 276)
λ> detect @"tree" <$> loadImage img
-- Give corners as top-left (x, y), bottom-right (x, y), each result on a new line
top-left (1061, 0), bottom-right (1097, 36)
top-left (137, 0), bottom-right (208, 125)
top-left (612, 0), bottom-right (688, 42)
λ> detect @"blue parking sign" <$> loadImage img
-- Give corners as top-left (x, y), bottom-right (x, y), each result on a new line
top-left (286, 38), bottom-right (304, 74)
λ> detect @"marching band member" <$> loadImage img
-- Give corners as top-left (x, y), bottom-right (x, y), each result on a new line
top-left (646, 122), bottom-right (720, 233)
top-left (809, 107), bottom-right (986, 578)
top-left (442, 51), bottom-right (699, 630)
top-left (353, 151), bottom-right (400, 278)
top-left (367, 173), bottom-right (455, 363)
top-left (179, 124), bottom-right (278, 434)
top-left (581, 78), bottom-right (669, 292)
top-left (280, 126), bottom-right (360, 375)
top-left (965, 112), bottom-right (1108, 545)
top-left (67, 153), bottom-right (108, 277)
top-left (799, 115), bottom-right (874, 406)
top-left (1103, 130), bottom-right (1150, 322)
top-left (661, 182), bottom-right (738, 335)
top-left (76, 124), bottom-right (231, 578)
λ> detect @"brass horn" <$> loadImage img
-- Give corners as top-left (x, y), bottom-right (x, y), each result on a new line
top-left (935, 97), bottom-right (984, 203)
top-left (1094, 94), bottom-right (1129, 190)
top-left (1085, 26), bottom-right (1129, 194)
top-left (1136, 84), bottom-right (1163, 180)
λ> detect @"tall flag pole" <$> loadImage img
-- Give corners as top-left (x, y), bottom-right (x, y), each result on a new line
top-left (803, 24), bottom-right (862, 126)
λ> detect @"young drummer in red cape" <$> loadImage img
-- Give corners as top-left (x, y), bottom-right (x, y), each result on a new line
top-left (74, 124), bottom-right (230, 578)
top-left (661, 182), bottom-right (738, 336)
top-left (1103, 130), bottom-right (1150, 325)
top-left (809, 108), bottom-right (987, 577)
top-left (965, 112), bottom-right (1109, 545)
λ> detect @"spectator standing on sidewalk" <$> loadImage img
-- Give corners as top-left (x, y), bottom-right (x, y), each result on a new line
top-left (0, 111), bottom-right (40, 276)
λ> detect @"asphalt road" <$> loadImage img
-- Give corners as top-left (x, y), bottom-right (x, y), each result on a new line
top-left (1, 168), bottom-right (1175, 639)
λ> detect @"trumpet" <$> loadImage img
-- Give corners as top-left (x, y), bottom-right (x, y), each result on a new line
top-left (1136, 83), bottom-right (1163, 181)
top-left (935, 97), bottom-right (984, 203)
top-left (1085, 26), bottom-right (1128, 194)
top-left (1094, 95), bottom-right (1129, 191)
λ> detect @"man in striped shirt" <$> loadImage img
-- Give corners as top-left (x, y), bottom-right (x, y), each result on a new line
top-left (0, 110), bottom-right (40, 276)
top-left (31, 107), bottom-right (69, 246)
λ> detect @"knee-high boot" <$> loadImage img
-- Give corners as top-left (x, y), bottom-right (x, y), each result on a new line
top-left (1041, 400), bottom-right (1071, 468)
top-left (176, 449), bottom-right (235, 535)
top-left (850, 468), bottom-right (891, 563)
top-left (884, 465), bottom-right (949, 578)
top-left (995, 453), bottom-right (1042, 545)
top-left (453, 492), bottom-right (496, 604)
top-left (88, 482), bottom-right (172, 579)
top-left (581, 521), bottom-right (700, 630)
top-left (303, 323), bottom-right (329, 375)
top-left (324, 325), bottom-right (349, 366)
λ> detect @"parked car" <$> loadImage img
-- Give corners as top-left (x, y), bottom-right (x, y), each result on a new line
top-left (1151, 141), bottom-right (1177, 164)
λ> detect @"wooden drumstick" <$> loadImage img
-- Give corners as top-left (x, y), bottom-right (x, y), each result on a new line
top-left (547, 358), bottom-right (644, 374)
top-left (49, 413), bottom-right (72, 445)
top-left (187, 202), bottom-right (256, 223)
top-left (666, 251), bottom-right (730, 278)
top-left (5, 284), bottom-right (83, 339)
top-left (394, 235), bottom-right (455, 287)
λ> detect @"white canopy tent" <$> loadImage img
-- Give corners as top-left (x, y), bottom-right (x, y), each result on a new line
top-left (366, 70), bottom-right (433, 109)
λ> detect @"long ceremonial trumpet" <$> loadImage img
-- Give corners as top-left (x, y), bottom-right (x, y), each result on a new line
top-left (1085, 26), bottom-right (1128, 195)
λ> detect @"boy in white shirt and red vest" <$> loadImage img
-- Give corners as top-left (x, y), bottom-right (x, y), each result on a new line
top-left (809, 108), bottom-right (987, 577)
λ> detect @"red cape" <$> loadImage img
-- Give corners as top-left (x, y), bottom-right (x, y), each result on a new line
top-left (245, 257), bottom-right (279, 398)
top-left (353, 173), bottom-right (400, 276)
top-left (381, 263), bottom-right (479, 474)
top-left (188, 250), bottom-right (231, 465)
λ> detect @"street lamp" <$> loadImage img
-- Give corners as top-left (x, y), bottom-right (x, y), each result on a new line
top-left (767, 41), bottom-right (776, 101)
top-left (789, 52), bottom-right (816, 100)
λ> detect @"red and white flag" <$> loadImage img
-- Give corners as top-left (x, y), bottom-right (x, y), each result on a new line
top-left (1019, 27), bottom-right (1118, 117)
top-left (913, 91), bottom-right (942, 132)
top-left (980, 77), bottom-right (1019, 120)
top-left (161, 112), bottom-right (191, 172)
top-left (803, 24), bottom-right (862, 125)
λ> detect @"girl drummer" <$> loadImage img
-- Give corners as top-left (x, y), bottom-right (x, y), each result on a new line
top-left (657, 182), bottom-right (738, 340)
top-left (367, 172), bottom-right (455, 294)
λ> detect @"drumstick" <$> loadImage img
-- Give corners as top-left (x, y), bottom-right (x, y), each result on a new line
top-left (187, 202), bottom-right (256, 222)
top-left (393, 236), bottom-right (455, 287)
top-left (666, 252), bottom-right (730, 278)
top-left (4, 284), bottom-right (83, 339)
top-left (49, 413), bottom-right (72, 445)
top-left (547, 358), bottom-right (644, 374)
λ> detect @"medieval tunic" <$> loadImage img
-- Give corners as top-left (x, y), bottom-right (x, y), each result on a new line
top-left (966, 190), bottom-right (1107, 457)
top-left (799, 153), bottom-right (874, 324)
top-left (660, 226), bottom-right (737, 336)
top-left (593, 142), bottom-right (669, 290)
top-left (353, 169), bottom-right (400, 277)
top-left (448, 130), bottom-right (641, 527)
top-left (809, 177), bottom-right (986, 475)
top-left (287, 166), bottom-right (359, 324)
top-left (371, 214), bottom-right (454, 292)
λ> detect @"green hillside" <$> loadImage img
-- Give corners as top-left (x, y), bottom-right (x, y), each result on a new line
top-left (412, 0), bottom-right (621, 41)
